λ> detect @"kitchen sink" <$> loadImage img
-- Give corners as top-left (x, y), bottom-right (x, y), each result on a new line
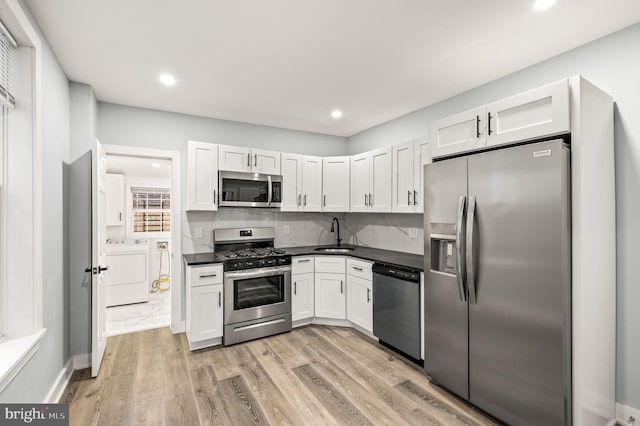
top-left (313, 247), bottom-right (355, 253)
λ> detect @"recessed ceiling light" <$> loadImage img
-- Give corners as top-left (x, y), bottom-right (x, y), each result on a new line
top-left (331, 110), bottom-right (343, 119)
top-left (151, 162), bottom-right (161, 168)
top-left (533, 0), bottom-right (556, 10)
top-left (159, 74), bottom-right (176, 86)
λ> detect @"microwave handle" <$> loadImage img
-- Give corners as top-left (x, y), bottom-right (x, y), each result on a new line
top-left (267, 175), bottom-right (272, 206)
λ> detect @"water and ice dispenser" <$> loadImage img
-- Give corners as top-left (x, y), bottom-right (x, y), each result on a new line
top-left (430, 223), bottom-right (458, 275)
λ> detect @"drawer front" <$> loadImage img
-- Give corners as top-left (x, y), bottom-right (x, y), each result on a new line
top-left (314, 256), bottom-right (346, 274)
top-left (292, 256), bottom-right (314, 274)
top-left (346, 258), bottom-right (373, 280)
top-left (190, 264), bottom-right (224, 287)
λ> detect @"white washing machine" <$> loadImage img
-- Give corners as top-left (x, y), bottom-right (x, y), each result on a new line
top-left (105, 239), bottom-right (149, 307)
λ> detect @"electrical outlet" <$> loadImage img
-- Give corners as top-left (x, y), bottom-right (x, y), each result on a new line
top-left (284, 225), bottom-right (290, 235)
top-left (195, 227), bottom-right (203, 239)
top-left (409, 227), bottom-right (418, 238)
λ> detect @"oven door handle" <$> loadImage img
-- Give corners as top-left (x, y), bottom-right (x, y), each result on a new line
top-left (267, 175), bottom-right (272, 206)
top-left (224, 266), bottom-right (291, 280)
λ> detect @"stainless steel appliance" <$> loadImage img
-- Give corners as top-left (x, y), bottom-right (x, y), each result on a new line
top-left (219, 171), bottom-right (282, 208)
top-left (424, 139), bottom-right (571, 426)
top-left (372, 262), bottom-right (421, 360)
top-left (214, 227), bottom-right (291, 345)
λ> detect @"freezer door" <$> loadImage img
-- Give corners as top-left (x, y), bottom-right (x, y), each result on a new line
top-left (467, 139), bottom-right (571, 425)
top-left (423, 156), bottom-right (469, 400)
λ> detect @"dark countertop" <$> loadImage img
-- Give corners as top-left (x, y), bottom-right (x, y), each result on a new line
top-left (184, 244), bottom-right (424, 271)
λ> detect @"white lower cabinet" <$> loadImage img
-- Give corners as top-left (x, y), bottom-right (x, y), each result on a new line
top-left (315, 272), bottom-right (346, 319)
top-left (292, 272), bottom-right (314, 321)
top-left (346, 274), bottom-right (372, 332)
top-left (186, 263), bottom-right (224, 349)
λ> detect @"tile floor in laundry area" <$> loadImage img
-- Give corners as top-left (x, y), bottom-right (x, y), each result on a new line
top-left (105, 290), bottom-right (171, 336)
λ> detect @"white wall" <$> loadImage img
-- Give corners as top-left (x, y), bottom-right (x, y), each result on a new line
top-left (348, 22), bottom-right (640, 412)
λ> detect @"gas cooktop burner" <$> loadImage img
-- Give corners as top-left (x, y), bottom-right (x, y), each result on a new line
top-left (216, 247), bottom-right (287, 260)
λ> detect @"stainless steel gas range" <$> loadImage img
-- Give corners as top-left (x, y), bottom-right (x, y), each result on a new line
top-left (213, 227), bottom-right (291, 346)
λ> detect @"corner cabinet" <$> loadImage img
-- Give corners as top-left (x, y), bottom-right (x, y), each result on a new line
top-left (185, 263), bottom-right (224, 350)
top-left (186, 140), bottom-right (219, 211)
top-left (218, 144), bottom-right (281, 175)
top-left (391, 138), bottom-right (429, 213)
top-left (429, 79), bottom-right (570, 159)
top-left (281, 153), bottom-right (322, 212)
top-left (322, 157), bottom-right (350, 212)
top-left (350, 147), bottom-right (392, 213)
top-left (314, 256), bottom-right (346, 319)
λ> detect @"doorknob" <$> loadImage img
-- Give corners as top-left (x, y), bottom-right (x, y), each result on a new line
top-left (98, 265), bottom-right (109, 273)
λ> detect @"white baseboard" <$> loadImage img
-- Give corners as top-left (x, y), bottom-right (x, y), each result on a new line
top-left (617, 402), bottom-right (640, 425)
top-left (43, 357), bottom-right (73, 403)
top-left (73, 353), bottom-right (91, 370)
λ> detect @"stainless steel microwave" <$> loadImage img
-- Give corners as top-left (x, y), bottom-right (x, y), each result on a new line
top-left (218, 171), bottom-right (282, 208)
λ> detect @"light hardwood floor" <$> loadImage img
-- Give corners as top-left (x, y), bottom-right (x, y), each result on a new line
top-left (60, 325), bottom-right (501, 425)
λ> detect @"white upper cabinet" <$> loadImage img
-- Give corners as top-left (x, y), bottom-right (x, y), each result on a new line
top-left (186, 140), bottom-right (218, 211)
top-left (351, 147), bottom-right (392, 213)
top-left (322, 156), bottom-right (350, 212)
top-left (302, 155), bottom-right (322, 212)
top-left (486, 79), bottom-right (569, 148)
top-left (218, 144), bottom-right (281, 174)
top-left (413, 138), bottom-right (430, 213)
top-left (106, 173), bottom-right (125, 225)
top-left (429, 106), bottom-right (487, 159)
top-left (281, 154), bottom-right (322, 212)
top-left (281, 153), bottom-right (302, 211)
top-left (429, 79), bottom-right (570, 159)
top-left (392, 138), bottom-right (430, 213)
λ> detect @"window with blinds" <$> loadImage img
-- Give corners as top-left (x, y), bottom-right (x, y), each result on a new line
top-left (0, 20), bottom-right (16, 108)
top-left (131, 187), bottom-right (171, 233)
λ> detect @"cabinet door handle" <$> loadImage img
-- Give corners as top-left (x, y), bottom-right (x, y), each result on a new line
top-left (369, 193), bottom-right (373, 206)
top-left (476, 115), bottom-right (481, 138)
top-left (297, 259), bottom-right (311, 263)
top-left (247, 153), bottom-right (251, 167)
top-left (119, 212), bottom-right (122, 221)
top-left (487, 112), bottom-right (493, 136)
top-left (367, 288), bottom-right (371, 303)
top-left (294, 282), bottom-right (297, 295)
top-left (218, 292), bottom-right (221, 307)
top-left (254, 154), bottom-right (257, 167)
top-left (323, 194), bottom-right (326, 206)
top-left (364, 193), bottom-right (368, 206)
top-left (199, 273), bottom-right (217, 278)
top-left (340, 280), bottom-right (343, 294)
top-left (297, 194), bottom-right (301, 206)
top-left (414, 190), bottom-right (418, 205)
top-left (213, 190), bottom-right (217, 205)
top-left (352, 266), bottom-right (363, 271)
top-left (408, 190), bottom-right (411, 206)
top-left (304, 194), bottom-right (307, 206)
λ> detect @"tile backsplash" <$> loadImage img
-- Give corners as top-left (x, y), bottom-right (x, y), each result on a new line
top-left (182, 209), bottom-right (423, 255)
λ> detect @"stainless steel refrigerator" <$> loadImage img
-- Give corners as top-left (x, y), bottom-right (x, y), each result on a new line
top-left (423, 139), bottom-right (572, 426)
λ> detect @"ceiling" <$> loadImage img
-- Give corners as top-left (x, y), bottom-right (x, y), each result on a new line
top-left (24, 0), bottom-right (640, 137)
top-left (106, 155), bottom-right (171, 179)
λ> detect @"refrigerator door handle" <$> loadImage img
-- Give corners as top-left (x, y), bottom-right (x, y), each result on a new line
top-left (456, 195), bottom-right (467, 302)
top-left (466, 196), bottom-right (478, 304)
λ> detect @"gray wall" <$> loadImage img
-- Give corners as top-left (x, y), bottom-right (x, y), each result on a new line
top-left (0, 0), bottom-right (70, 402)
top-left (98, 103), bottom-right (347, 156)
top-left (348, 22), bottom-right (640, 411)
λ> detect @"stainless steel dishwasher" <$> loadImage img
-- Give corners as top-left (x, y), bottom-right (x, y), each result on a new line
top-left (373, 262), bottom-right (421, 361)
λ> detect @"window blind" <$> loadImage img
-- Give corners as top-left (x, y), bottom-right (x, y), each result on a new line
top-left (131, 187), bottom-right (171, 233)
top-left (0, 20), bottom-right (16, 108)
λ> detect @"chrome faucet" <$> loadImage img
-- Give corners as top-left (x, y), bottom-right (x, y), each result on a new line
top-left (330, 217), bottom-right (342, 247)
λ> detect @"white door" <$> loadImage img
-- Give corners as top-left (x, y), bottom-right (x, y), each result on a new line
top-left (392, 141), bottom-right (415, 213)
top-left (486, 78), bottom-right (569, 148)
top-left (218, 144), bottom-right (252, 172)
top-left (252, 148), bottom-right (281, 174)
top-left (190, 284), bottom-right (224, 342)
top-left (91, 139), bottom-right (107, 377)
top-left (186, 141), bottom-right (218, 211)
top-left (350, 153), bottom-right (369, 212)
top-left (413, 138), bottom-right (430, 213)
top-left (302, 155), bottom-right (322, 212)
top-left (346, 275), bottom-right (373, 332)
top-left (281, 153), bottom-right (302, 211)
top-left (369, 147), bottom-right (392, 212)
top-left (428, 106), bottom-right (486, 159)
top-left (292, 273), bottom-right (314, 321)
top-left (322, 157), bottom-right (350, 212)
top-left (314, 273), bottom-right (346, 319)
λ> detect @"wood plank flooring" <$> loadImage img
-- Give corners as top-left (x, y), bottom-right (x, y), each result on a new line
top-left (60, 326), bottom-right (501, 426)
